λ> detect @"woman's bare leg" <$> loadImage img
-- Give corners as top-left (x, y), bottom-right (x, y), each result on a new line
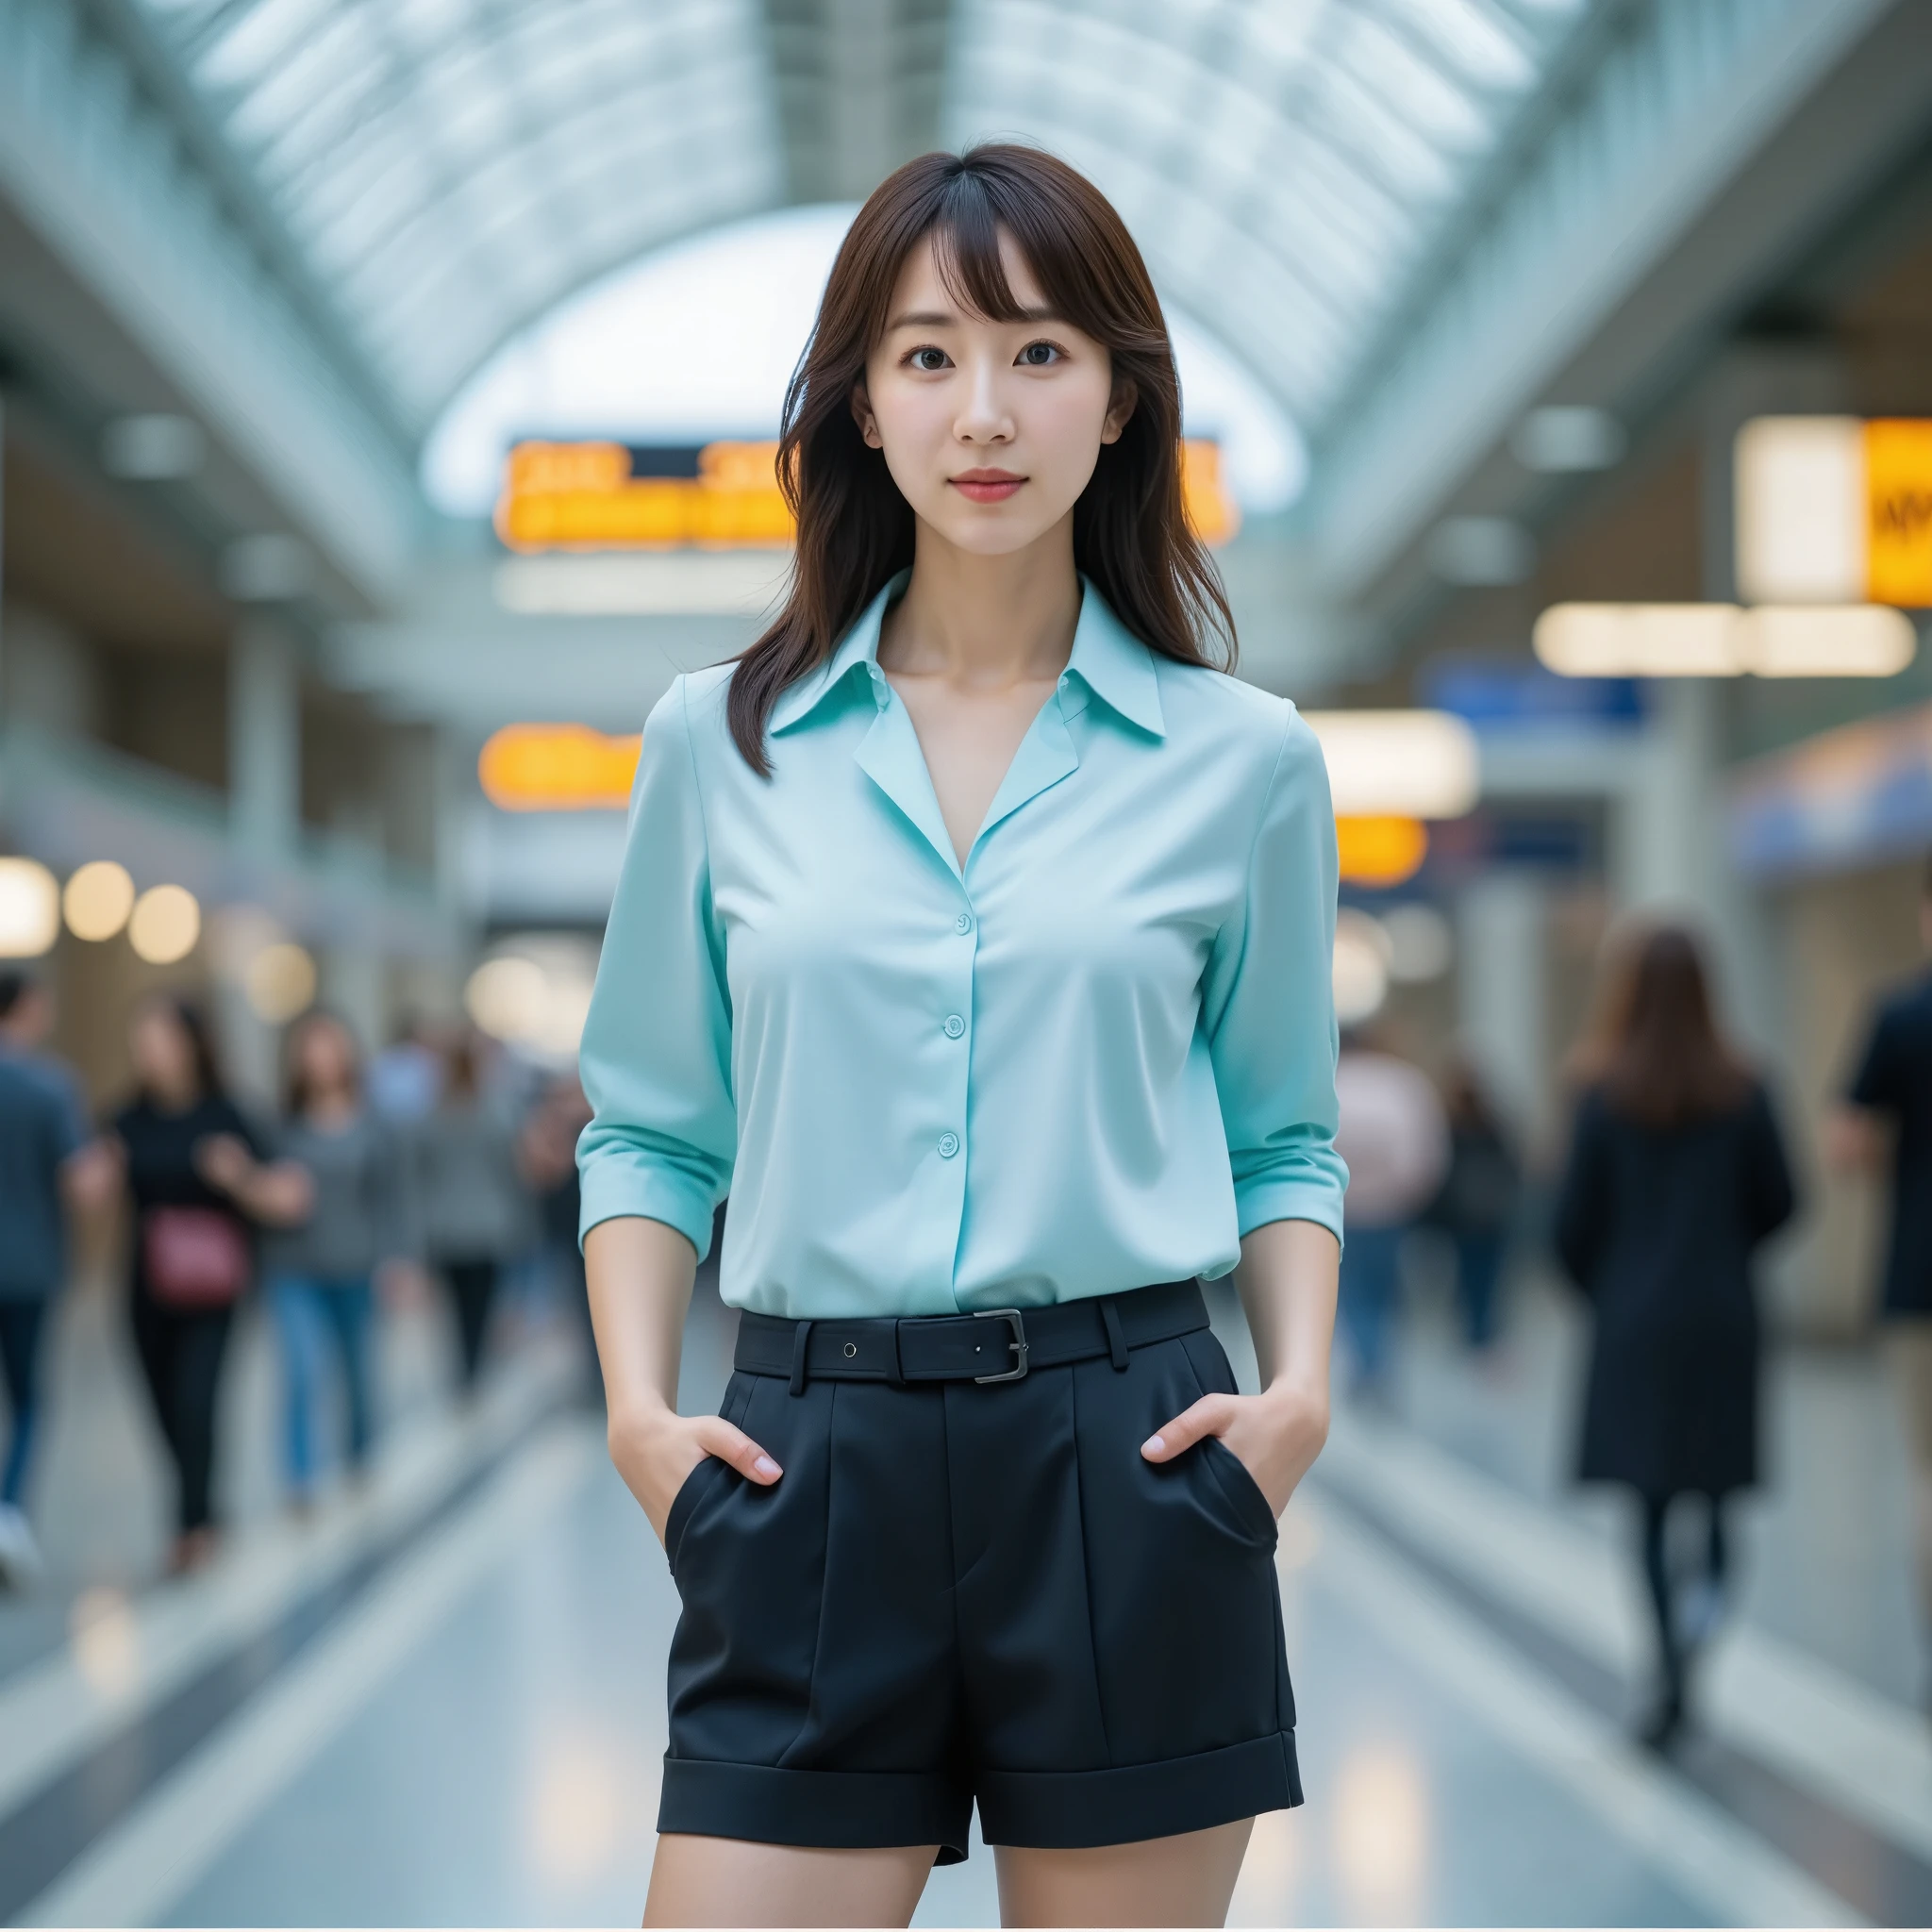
top-left (994, 1819), bottom-right (1254, 1928)
top-left (643, 1835), bottom-right (939, 1927)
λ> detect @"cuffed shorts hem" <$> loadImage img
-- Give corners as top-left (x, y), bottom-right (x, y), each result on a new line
top-left (978, 1732), bottom-right (1303, 1849)
top-left (658, 1759), bottom-right (974, 1864)
top-left (656, 1731), bottom-right (1301, 1865)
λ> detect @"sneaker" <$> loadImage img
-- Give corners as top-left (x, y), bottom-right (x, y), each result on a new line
top-left (0, 1503), bottom-right (45, 1591)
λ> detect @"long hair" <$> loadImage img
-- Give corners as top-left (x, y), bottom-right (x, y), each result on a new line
top-left (1599, 926), bottom-right (1751, 1129)
top-left (726, 143), bottom-right (1234, 772)
top-left (137, 993), bottom-right (225, 1107)
top-left (283, 1008), bottom-right (363, 1119)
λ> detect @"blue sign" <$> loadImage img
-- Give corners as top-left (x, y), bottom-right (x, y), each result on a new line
top-left (1421, 659), bottom-right (1644, 730)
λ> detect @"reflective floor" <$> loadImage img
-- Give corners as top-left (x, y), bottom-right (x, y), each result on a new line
top-left (1, 1262), bottom-right (1927, 1926)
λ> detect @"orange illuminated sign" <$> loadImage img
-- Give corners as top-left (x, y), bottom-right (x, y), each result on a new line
top-left (1336, 815), bottom-right (1428, 887)
top-left (1867, 419), bottom-right (1932, 606)
top-left (479, 724), bottom-right (641, 811)
top-left (495, 438), bottom-right (1239, 552)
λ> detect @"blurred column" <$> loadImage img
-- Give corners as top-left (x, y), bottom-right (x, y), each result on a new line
top-left (1457, 872), bottom-right (1548, 1141)
top-left (228, 619), bottom-right (301, 859)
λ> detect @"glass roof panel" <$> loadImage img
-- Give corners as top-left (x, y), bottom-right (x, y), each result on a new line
top-left (946, 0), bottom-right (1600, 430)
top-left (135, 0), bottom-right (1599, 443)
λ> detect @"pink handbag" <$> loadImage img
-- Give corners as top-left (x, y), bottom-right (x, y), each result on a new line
top-left (142, 1208), bottom-right (252, 1308)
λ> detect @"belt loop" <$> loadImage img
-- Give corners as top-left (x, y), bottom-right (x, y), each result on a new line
top-left (789, 1319), bottom-right (813, 1397)
top-left (888, 1318), bottom-right (906, 1387)
top-left (1100, 1298), bottom-right (1129, 1372)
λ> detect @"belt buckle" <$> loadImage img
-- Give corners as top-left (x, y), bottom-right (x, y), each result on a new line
top-left (973, 1307), bottom-right (1029, 1383)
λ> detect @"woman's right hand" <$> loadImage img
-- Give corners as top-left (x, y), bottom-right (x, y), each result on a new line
top-left (608, 1402), bottom-right (783, 1546)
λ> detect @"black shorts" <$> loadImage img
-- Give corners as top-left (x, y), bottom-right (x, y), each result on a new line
top-left (657, 1280), bottom-right (1302, 1862)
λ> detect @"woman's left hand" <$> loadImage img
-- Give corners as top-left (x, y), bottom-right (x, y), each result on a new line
top-left (1141, 1380), bottom-right (1330, 1518)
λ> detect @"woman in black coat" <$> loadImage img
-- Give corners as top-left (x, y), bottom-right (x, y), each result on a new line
top-left (1555, 925), bottom-right (1795, 1747)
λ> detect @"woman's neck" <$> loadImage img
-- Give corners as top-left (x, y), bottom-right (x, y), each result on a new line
top-left (883, 518), bottom-right (1081, 688)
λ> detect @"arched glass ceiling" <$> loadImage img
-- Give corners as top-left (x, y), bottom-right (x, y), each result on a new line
top-left (135, 0), bottom-right (784, 430)
top-left (944, 0), bottom-right (1591, 435)
top-left (133, 0), bottom-right (1593, 444)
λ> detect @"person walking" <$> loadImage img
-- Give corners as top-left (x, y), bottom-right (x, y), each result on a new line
top-left (412, 1031), bottom-right (528, 1392)
top-left (0, 972), bottom-right (114, 1588)
top-left (1332, 1031), bottom-right (1448, 1401)
top-left (520, 1070), bottom-right (597, 1403)
top-left (1829, 852), bottom-right (1932, 1705)
top-left (1555, 925), bottom-right (1795, 1748)
top-left (263, 1010), bottom-right (410, 1508)
top-left (1431, 1056), bottom-right (1521, 1354)
top-left (115, 994), bottom-right (310, 1573)
top-left (579, 146), bottom-right (1345, 1927)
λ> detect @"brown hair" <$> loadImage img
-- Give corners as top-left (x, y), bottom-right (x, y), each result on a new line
top-left (284, 1008), bottom-right (363, 1118)
top-left (726, 143), bottom-right (1234, 773)
top-left (1599, 925), bottom-right (1751, 1129)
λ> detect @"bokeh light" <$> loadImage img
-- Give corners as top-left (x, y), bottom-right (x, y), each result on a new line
top-left (62, 860), bottom-right (136, 941)
top-left (244, 941), bottom-right (317, 1023)
top-left (1332, 1742), bottom-right (1430, 1923)
top-left (1333, 909), bottom-right (1394, 1027)
top-left (0, 858), bottom-right (60, 958)
top-left (127, 884), bottom-right (201, 965)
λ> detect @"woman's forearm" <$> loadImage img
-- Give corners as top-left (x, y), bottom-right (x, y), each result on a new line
top-left (1234, 1215), bottom-right (1340, 1404)
top-left (585, 1215), bottom-right (699, 1422)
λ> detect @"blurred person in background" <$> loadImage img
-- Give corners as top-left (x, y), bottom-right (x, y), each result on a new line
top-left (1333, 1027), bottom-right (1449, 1402)
top-left (1555, 926), bottom-right (1794, 1750)
top-left (115, 993), bottom-right (311, 1573)
top-left (1829, 852), bottom-right (1932, 1706)
top-left (263, 1010), bottom-right (412, 1511)
top-left (366, 1013), bottom-right (444, 1124)
top-left (520, 1070), bottom-right (597, 1404)
top-left (1429, 1055), bottom-right (1521, 1355)
top-left (0, 972), bottom-right (116, 1588)
top-left (413, 1029), bottom-right (528, 1393)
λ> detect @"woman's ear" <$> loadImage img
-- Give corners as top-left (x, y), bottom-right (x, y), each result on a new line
top-left (851, 381), bottom-right (883, 450)
top-left (1101, 378), bottom-right (1138, 446)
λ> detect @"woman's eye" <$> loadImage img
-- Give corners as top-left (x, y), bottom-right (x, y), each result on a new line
top-left (1018, 341), bottom-right (1062, 367)
top-left (910, 347), bottom-right (950, 372)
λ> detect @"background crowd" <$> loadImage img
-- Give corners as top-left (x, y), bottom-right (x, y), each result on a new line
top-left (0, 855), bottom-right (1927, 1758)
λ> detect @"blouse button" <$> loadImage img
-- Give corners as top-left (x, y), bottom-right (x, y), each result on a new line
top-left (954, 912), bottom-right (973, 934)
top-left (937, 1132), bottom-right (960, 1158)
top-left (943, 1014), bottom-right (965, 1039)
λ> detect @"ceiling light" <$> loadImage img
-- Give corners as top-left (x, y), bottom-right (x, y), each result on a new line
top-left (1737, 605), bottom-right (1916, 678)
top-left (128, 885), bottom-right (201, 964)
top-left (100, 413), bottom-right (207, 481)
top-left (493, 553), bottom-right (791, 617)
top-left (1534, 604), bottom-right (1743, 676)
top-left (1510, 406), bottom-right (1624, 474)
top-left (62, 860), bottom-right (136, 941)
top-left (1305, 711), bottom-right (1481, 819)
top-left (1426, 516), bottom-right (1537, 587)
top-left (0, 858), bottom-right (60, 958)
top-left (244, 942), bottom-right (318, 1023)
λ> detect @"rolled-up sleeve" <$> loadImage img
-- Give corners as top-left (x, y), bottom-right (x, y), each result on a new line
top-left (576, 678), bottom-right (735, 1257)
top-left (1201, 711), bottom-right (1348, 1244)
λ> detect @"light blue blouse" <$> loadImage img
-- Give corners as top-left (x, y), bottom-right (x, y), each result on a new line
top-left (577, 575), bottom-right (1346, 1319)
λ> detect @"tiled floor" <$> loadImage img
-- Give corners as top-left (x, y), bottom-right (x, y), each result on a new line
top-left (0, 1254), bottom-right (1925, 1926)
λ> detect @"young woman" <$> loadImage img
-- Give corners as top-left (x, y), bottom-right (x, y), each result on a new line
top-left (115, 994), bottom-right (310, 1573)
top-left (413, 1031), bottom-right (527, 1392)
top-left (1555, 925), bottom-right (1796, 1748)
top-left (578, 146), bottom-right (1346, 1928)
top-left (263, 1011), bottom-right (408, 1507)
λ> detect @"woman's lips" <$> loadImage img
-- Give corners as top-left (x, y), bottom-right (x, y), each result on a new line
top-left (951, 471), bottom-right (1024, 503)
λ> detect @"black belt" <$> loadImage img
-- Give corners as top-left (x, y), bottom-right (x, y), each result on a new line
top-left (735, 1277), bottom-right (1208, 1394)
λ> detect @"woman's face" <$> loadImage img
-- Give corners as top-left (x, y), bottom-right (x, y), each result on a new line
top-left (131, 1004), bottom-right (195, 1098)
top-left (295, 1018), bottom-right (354, 1098)
top-left (857, 229), bottom-right (1132, 559)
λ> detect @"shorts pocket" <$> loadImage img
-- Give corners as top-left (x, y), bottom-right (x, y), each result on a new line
top-left (1199, 1436), bottom-right (1279, 1547)
top-left (665, 1453), bottom-right (729, 1578)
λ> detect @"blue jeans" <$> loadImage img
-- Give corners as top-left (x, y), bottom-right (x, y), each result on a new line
top-left (1338, 1224), bottom-right (1407, 1392)
top-left (270, 1274), bottom-right (375, 1493)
